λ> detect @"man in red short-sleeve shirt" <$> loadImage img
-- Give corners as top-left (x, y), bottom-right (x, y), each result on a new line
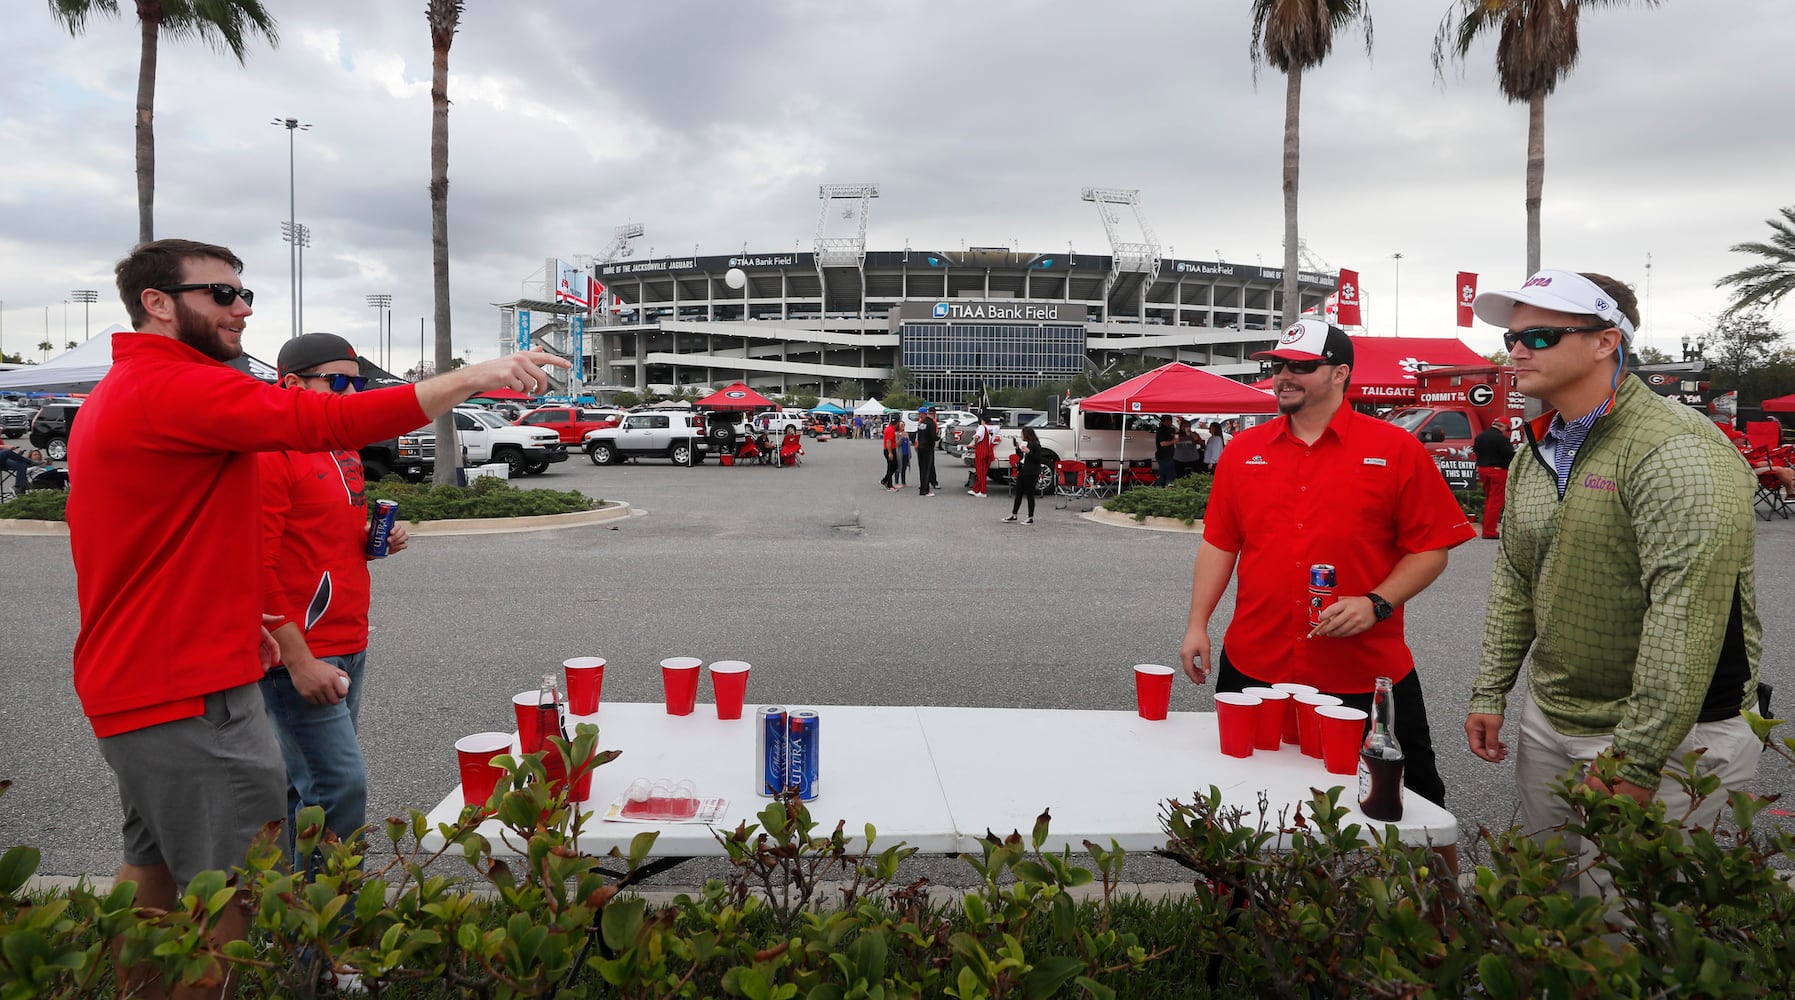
top-left (1178, 320), bottom-right (1475, 807)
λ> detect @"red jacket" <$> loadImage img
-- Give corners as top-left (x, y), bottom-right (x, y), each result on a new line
top-left (68, 334), bottom-right (427, 736)
top-left (259, 448), bottom-right (374, 657)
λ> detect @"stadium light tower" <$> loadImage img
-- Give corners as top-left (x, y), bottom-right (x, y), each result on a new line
top-left (271, 116), bottom-right (311, 339)
top-left (1080, 188), bottom-right (1161, 309)
top-left (366, 294), bottom-right (391, 370)
top-left (814, 183), bottom-right (880, 318)
top-left (70, 289), bottom-right (98, 341)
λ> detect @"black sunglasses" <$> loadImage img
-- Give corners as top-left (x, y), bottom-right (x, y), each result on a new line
top-left (1266, 359), bottom-right (1325, 375)
top-left (1502, 325), bottom-right (1611, 351)
top-left (295, 372), bottom-right (369, 392)
top-left (156, 282), bottom-right (255, 307)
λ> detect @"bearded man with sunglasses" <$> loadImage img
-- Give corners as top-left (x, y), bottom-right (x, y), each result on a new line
top-left (1180, 320), bottom-right (1475, 812)
top-left (67, 239), bottom-right (567, 997)
top-left (1466, 270), bottom-right (1760, 864)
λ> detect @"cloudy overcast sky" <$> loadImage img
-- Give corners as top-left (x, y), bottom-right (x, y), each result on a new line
top-left (2, 0), bottom-right (1789, 372)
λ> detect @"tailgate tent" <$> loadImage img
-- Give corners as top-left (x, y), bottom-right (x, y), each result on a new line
top-left (1249, 336), bottom-right (1490, 405)
top-left (1762, 393), bottom-right (1795, 414)
top-left (853, 398), bottom-right (889, 416)
top-left (1080, 362), bottom-right (1279, 415)
top-left (0, 326), bottom-right (278, 392)
top-left (694, 382), bottom-right (778, 412)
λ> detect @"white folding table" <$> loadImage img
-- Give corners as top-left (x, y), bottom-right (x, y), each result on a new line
top-left (420, 702), bottom-right (1457, 860)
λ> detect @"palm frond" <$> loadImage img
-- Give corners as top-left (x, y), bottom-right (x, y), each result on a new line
top-left (43, 0), bottom-right (123, 34)
top-left (1717, 207), bottom-right (1795, 317)
top-left (1249, 0), bottom-right (1371, 78)
top-left (156, 0), bottom-right (279, 64)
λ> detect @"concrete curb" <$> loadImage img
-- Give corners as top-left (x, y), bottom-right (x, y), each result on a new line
top-left (1080, 507), bottom-right (1204, 534)
top-left (0, 502), bottom-right (633, 538)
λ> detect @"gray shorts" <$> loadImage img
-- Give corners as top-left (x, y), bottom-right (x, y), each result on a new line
top-left (98, 681), bottom-right (289, 890)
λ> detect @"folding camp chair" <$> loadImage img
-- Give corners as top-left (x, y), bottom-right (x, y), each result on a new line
top-left (1744, 444), bottom-right (1795, 520)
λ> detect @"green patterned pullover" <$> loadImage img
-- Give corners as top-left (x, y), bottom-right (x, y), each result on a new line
top-left (1472, 375), bottom-right (1760, 790)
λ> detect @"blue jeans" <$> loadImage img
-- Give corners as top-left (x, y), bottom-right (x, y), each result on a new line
top-left (258, 651), bottom-right (368, 861)
top-left (1157, 457), bottom-right (1177, 487)
top-left (0, 450), bottom-right (32, 493)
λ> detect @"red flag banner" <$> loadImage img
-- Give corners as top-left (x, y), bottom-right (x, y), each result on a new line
top-left (1456, 272), bottom-right (1477, 328)
top-left (1335, 269), bottom-right (1362, 327)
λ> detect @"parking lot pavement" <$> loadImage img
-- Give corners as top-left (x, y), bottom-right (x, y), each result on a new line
top-left (4, 434), bottom-right (1792, 886)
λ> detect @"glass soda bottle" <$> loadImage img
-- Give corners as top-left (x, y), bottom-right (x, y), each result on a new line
top-left (1357, 675), bottom-right (1405, 821)
top-left (534, 673), bottom-right (567, 754)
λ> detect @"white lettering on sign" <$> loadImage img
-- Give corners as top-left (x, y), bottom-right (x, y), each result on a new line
top-left (932, 301), bottom-right (1073, 321)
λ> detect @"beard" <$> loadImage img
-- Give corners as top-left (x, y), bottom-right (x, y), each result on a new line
top-left (172, 295), bottom-right (242, 363)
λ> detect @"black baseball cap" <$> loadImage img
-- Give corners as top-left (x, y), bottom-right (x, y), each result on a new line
top-left (277, 332), bottom-right (358, 377)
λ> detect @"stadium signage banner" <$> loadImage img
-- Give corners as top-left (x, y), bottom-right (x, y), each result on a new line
top-left (897, 300), bottom-right (1081, 322)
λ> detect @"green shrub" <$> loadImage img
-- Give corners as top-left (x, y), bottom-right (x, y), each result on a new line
top-left (1102, 473), bottom-right (1212, 525)
top-left (365, 477), bottom-right (597, 521)
top-left (1453, 487), bottom-right (1485, 522)
top-left (0, 490), bottom-right (67, 521)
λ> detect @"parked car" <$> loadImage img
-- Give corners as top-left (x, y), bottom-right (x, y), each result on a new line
top-left (29, 402), bottom-right (81, 460)
top-left (454, 406), bottom-right (567, 475)
top-left (583, 411), bottom-right (709, 466)
top-left (515, 405), bottom-right (621, 445)
top-left (0, 404), bottom-right (31, 439)
top-left (750, 411), bottom-right (806, 436)
top-left (360, 428), bottom-right (434, 482)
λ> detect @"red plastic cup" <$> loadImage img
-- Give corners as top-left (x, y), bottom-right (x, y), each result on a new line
top-left (660, 656), bottom-right (702, 716)
top-left (1272, 683), bottom-right (1319, 744)
top-left (1241, 687), bottom-right (1290, 751)
top-left (562, 657), bottom-right (606, 716)
top-left (1214, 692), bottom-right (1262, 758)
top-left (456, 732), bottom-right (512, 809)
top-left (1294, 693), bottom-right (1344, 758)
top-left (1317, 705), bottom-right (1369, 776)
top-left (512, 690), bottom-right (559, 754)
top-left (1133, 664), bottom-right (1175, 721)
top-left (709, 660), bottom-right (751, 720)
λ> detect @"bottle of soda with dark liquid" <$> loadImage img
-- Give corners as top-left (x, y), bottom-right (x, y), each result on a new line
top-left (1357, 675), bottom-right (1405, 821)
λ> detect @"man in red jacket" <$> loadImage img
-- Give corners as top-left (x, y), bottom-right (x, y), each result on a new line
top-left (256, 333), bottom-right (406, 867)
top-left (69, 239), bottom-right (567, 998)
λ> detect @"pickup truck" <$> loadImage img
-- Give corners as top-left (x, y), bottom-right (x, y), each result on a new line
top-left (961, 405), bottom-right (1158, 483)
top-left (583, 411), bottom-right (708, 466)
top-left (515, 405), bottom-right (621, 445)
top-left (453, 406), bottom-right (568, 475)
top-left (1384, 365), bottom-right (1526, 489)
top-left (360, 429), bottom-right (434, 482)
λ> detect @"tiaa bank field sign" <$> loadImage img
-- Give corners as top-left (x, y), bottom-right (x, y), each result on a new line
top-left (898, 300), bottom-right (1082, 323)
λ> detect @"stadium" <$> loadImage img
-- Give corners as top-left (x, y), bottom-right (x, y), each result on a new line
top-left (496, 186), bottom-right (1338, 403)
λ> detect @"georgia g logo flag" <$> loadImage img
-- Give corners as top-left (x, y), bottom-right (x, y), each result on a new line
top-left (1456, 272), bottom-right (1477, 328)
top-left (1335, 268), bottom-right (1362, 326)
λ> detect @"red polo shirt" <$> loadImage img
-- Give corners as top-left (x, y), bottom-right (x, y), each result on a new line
top-left (1202, 402), bottom-right (1474, 693)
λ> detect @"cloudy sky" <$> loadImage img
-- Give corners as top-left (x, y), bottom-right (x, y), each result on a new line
top-left (2, 0), bottom-right (1789, 372)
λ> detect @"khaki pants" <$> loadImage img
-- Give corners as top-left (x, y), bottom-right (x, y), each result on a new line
top-left (1517, 696), bottom-right (1759, 898)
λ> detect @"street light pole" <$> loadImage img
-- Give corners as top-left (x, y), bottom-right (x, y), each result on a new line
top-left (70, 290), bottom-right (98, 341)
top-left (272, 116), bottom-right (310, 339)
top-left (366, 294), bottom-right (391, 371)
top-left (1390, 252), bottom-right (1404, 337)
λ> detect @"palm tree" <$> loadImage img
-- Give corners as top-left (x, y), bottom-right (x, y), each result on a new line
top-left (37, 341), bottom-right (55, 361)
top-left (1716, 206), bottom-right (1795, 319)
top-left (1249, 0), bottom-right (1373, 328)
top-left (45, 0), bottom-right (278, 245)
top-left (1433, 1), bottom-right (1659, 276)
top-left (427, 0), bottom-right (465, 484)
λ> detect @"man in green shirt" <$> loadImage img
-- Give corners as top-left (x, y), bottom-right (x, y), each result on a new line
top-left (1466, 270), bottom-right (1760, 863)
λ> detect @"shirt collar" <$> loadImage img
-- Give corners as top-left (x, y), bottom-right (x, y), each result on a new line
top-left (1274, 399), bottom-right (1356, 448)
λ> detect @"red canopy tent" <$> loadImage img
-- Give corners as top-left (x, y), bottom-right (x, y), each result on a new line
top-left (693, 382), bottom-right (778, 412)
top-left (1761, 393), bottom-right (1795, 414)
top-left (1249, 336), bottom-right (1491, 405)
top-left (474, 388), bottom-right (533, 401)
top-left (1081, 362), bottom-right (1278, 414)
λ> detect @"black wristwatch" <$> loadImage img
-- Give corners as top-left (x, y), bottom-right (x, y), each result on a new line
top-left (1367, 593), bottom-right (1395, 622)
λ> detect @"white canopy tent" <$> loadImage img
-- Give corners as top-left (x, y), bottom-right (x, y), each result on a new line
top-left (853, 397), bottom-right (889, 416)
top-left (0, 328), bottom-right (278, 393)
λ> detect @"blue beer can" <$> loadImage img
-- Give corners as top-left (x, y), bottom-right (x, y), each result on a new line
top-left (756, 707), bottom-right (787, 797)
top-left (786, 711), bottom-right (820, 801)
top-left (366, 500), bottom-right (401, 558)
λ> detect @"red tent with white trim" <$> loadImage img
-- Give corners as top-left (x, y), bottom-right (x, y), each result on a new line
top-left (1249, 336), bottom-right (1491, 405)
top-left (1080, 362), bottom-right (1278, 414)
top-left (693, 382), bottom-right (778, 412)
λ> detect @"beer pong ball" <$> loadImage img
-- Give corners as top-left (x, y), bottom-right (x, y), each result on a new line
top-left (709, 660), bottom-right (752, 720)
top-left (1316, 705), bottom-right (1369, 776)
top-left (455, 732), bottom-right (512, 808)
top-left (660, 657), bottom-right (702, 716)
top-left (626, 778), bottom-right (653, 802)
top-left (1213, 692), bottom-right (1262, 759)
top-left (1132, 664), bottom-right (1176, 721)
top-left (1273, 683), bottom-right (1318, 744)
top-left (1241, 687), bottom-right (1290, 751)
top-left (1294, 693), bottom-right (1343, 758)
top-left (561, 657), bottom-right (606, 716)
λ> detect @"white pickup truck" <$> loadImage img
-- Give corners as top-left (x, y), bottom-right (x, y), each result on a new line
top-left (961, 404), bottom-right (1160, 487)
top-left (450, 406), bottom-right (568, 476)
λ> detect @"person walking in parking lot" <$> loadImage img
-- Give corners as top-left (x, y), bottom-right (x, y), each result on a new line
top-left (916, 406), bottom-right (940, 496)
top-left (1177, 320), bottom-right (1474, 814)
top-left (1472, 420), bottom-right (1515, 539)
top-left (67, 238), bottom-right (568, 998)
top-left (896, 424), bottom-right (912, 488)
top-left (968, 415), bottom-right (999, 497)
top-left (880, 417), bottom-right (899, 489)
top-left (256, 333), bottom-right (406, 868)
top-left (1004, 426), bottom-right (1051, 524)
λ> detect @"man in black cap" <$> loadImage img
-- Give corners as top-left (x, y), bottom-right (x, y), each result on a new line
top-left (257, 333), bottom-right (406, 868)
top-left (1177, 319), bottom-right (1475, 814)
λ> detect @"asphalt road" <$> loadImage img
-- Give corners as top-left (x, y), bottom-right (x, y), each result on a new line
top-left (3, 435), bottom-right (1792, 886)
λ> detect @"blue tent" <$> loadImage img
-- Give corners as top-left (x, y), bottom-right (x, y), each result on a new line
top-left (809, 402), bottom-right (850, 415)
